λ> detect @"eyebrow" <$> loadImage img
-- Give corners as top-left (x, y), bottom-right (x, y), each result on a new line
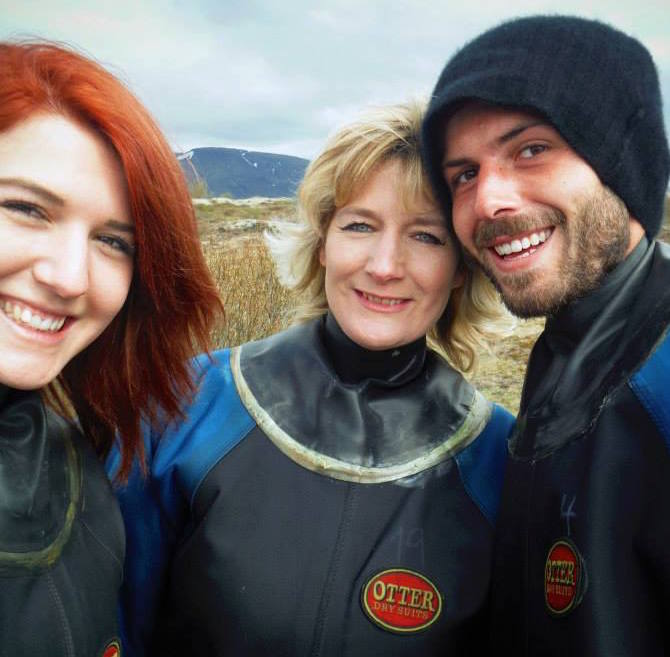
top-left (442, 120), bottom-right (549, 169)
top-left (498, 120), bottom-right (547, 145)
top-left (411, 213), bottom-right (446, 227)
top-left (0, 176), bottom-right (134, 233)
top-left (105, 219), bottom-right (135, 234)
top-left (336, 206), bottom-right (444, 227)
top-left (0, 177), bottom-right (64, 206)
top-left (336, 207), bottom-right (379, 220)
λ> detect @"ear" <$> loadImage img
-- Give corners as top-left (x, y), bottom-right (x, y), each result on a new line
top-left (626, 218), bottom-right (645, 257)
top-left (450, 264), bottom-right (465, 291)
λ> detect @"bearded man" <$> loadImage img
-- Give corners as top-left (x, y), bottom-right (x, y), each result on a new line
top-left (422, 15), bottom-right (670, 656)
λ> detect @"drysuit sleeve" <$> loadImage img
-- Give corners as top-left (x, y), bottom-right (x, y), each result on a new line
top-left (630, 330), bottom-right (670, 629)
top-left (106, 348), bottom-right (255, 657)
top-left (454, 402), bottom-right (515, 525)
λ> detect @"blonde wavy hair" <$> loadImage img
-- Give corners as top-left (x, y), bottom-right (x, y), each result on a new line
top-left (266, 99), bottom-right (512, 374)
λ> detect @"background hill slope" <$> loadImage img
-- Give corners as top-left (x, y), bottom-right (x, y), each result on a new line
top-left (178, 147), bottom-right (309, 198)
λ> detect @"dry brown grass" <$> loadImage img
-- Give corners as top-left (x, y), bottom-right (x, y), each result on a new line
top-left (470, 319), bottom-right (543, 412)
top-left (206, 236), bottom-right (295, 347)
top-left (196, 199), bottom-right (297, 247)
top-left (659, 197), bottom-right (670, 243)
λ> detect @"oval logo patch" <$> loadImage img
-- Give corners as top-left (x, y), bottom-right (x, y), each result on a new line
top-left (361, 568), bottom-right (442, 633)
top-left (101, 640), bottom-right (121, 657)
top-left (545, 539), bottom-right (586, 615)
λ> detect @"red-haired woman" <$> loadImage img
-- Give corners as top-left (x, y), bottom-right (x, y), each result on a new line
top-left (0, 41), bottom-right (221, 657)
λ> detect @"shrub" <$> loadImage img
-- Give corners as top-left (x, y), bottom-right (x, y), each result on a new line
top-left (205, 237), bottom-right (295, 348)
top-left (188, 178), bottom-right (210, 199)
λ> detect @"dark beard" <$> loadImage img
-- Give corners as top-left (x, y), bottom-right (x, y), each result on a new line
top-left (467, 187), bottom-right (630, 318)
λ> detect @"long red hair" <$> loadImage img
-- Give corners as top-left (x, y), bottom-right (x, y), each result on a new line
top-left (0, 41), bottom-right (223, 481)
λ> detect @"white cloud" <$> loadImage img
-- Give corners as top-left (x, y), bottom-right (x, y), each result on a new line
top-left (648, 37), bottom-right (670, 65)
top-left (0, 0), bottom-right (668, 158)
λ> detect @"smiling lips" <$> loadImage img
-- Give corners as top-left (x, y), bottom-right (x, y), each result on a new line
top-left (492, 228), bottom-right (553, 258)
top-left (359, 290), bottom-right (408, 308)
top-left (2, 299), bottom-right (67, 332)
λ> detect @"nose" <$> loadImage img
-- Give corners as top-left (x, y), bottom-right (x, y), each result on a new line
top-left (365, 232), bottom-right (404, 281)
top-left (473, 164), bottom-right (522, 220)
top-left (32, 228), bottom-right (89, 298)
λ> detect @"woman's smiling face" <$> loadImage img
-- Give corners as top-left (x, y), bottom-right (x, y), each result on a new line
top-left (320, 159), bottom-right (462, 351)
top-left (0, 113), bottom-right (134, 390)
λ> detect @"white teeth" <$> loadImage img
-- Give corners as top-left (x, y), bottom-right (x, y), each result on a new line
top-left (2, 300), bottom-right (66, 333)
top-left (363, 292), bottom-right (403, 306)
top-left (493, 229), bottom-right (551, 257)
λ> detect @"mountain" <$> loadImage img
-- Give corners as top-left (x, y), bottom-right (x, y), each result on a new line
top-left (177, 147), bottom-right (309, 198)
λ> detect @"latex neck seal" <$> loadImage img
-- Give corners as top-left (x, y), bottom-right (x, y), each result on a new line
top-left (232, 319), bottom-right (491, 482)
top-left (513, 239), bottom-right (670, 459)
top-left (0, 387), bottom-right (80, 568)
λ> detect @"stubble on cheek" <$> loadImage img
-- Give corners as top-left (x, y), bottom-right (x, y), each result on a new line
top-left (463, 208), bottom-right (566, 318)
top-left (462, 248), bottom-right (548, 318)
top-left (462, 188), bottom-right (630, 319)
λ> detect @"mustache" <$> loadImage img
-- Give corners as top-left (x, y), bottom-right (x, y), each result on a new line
top-left (474, 208), bottom-right (566, 247)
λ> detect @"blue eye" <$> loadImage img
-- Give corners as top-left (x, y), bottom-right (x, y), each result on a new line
top-left (1, 200), bottom-right (47, 220)
top-left (97, 234), bottom-right (135, 256)
top-left (413, 232), bottom-right (445, 246)
top-left (342, 222), bottom-right (373, 233)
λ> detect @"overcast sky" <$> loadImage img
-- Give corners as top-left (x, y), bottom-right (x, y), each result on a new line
top-left (1, 0), bottom-right (668, 159)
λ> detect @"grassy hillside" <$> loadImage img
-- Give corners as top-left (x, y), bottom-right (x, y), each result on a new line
top-left (200, 197), bottom-right (670, 413)
top-left (195, 198), bottom-right (296, 247)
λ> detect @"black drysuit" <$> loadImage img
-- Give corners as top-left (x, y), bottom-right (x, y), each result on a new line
top-left (490, 238), bottom-right (670, 656)
top-left (114, 316), bottom-right (514, 656)
top-left (0, 385), bottom-right (124, 657)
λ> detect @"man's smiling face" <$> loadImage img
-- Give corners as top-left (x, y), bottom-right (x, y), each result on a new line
top-left (442, 102), bottom-right (641, 317)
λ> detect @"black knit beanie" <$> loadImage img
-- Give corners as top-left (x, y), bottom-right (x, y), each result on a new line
top-left (422, 15), bottom-right (670, 237)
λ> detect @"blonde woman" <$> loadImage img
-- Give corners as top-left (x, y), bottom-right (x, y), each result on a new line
top-left (115, 101), bottom-right (514, 657)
